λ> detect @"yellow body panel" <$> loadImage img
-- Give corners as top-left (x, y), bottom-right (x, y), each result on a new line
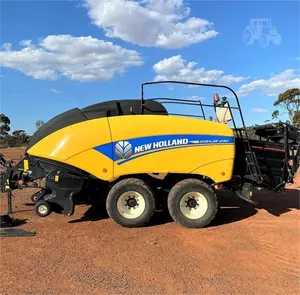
top-left (27, 118), bottom-right (114, 180)
top-left (28, 118), bottom-right (111, 160)
top-left (27, 114), bottom-right (235, 183)
top-left (191, 159), bottom-right (233, 183)
top-left (65, 149), bottom-right (113, 180)
top-left (109, 115), bottom-right (232, 139)
top-left (114, 146), bottom-right (234, 182)
top-left (109, 115), bottom-right (235, 182)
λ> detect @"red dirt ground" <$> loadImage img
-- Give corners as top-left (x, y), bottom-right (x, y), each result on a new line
top-left (0, 148), bottom-right (299, 295)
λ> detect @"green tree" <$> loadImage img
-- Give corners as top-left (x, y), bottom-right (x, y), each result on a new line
top-left (10, 130), bottom-right (29, 147)
top-left (272, 88), bottom-right (300, 125)
top-left (293, 110), bottom-right (300, 125)
top-left (12, 130), bottom-right (26, 137)
top-left (271, 110), bottom-right (279, 120)
top-left (0, 114), bottom-right (11, 138)
top-left (36, 120), bottom-right (45, 130)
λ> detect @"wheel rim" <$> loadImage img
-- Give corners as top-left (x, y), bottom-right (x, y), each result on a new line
top-left (38, 204), bottom-right (48, 215)
top-left (117, 191), bottom-right (146, 219)
top-left (179, 192), bottom-right (208, 220)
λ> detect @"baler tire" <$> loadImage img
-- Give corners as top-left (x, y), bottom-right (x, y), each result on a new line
top-left (35, 200), bottom-right (52, 217)
top-left (168, 179), bottom-right (218, 228)
top-left (106, 178), bottom-right (155, 228)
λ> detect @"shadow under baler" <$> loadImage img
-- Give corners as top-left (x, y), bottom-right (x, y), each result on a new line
top-left (67, 188), bottom-right (299, 228)
top-left (212, 188), bottom-right (299, 226)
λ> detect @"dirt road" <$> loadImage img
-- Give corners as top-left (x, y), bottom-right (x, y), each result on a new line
top-left (0, 148), bottom-right (299, 294)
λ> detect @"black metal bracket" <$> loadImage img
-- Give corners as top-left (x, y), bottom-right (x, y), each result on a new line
top-left (0, 188), bottom-right (15, 228)
top-left (234, 183), bottom-right (258, 205)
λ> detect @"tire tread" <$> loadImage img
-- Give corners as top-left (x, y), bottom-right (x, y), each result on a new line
top-left (106, 178), bottom-right (155, 228)
top-left (168, 178), bottom-right (218, 228)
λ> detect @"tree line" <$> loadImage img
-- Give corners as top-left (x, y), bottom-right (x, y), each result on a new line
top-left (0, 115), bottom-right (44, 148)
top-left (0, 88), bottom-right (298, 148)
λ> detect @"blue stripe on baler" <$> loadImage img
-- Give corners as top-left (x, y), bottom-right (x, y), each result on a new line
top-left (94, 134), bottom-right (234, 165)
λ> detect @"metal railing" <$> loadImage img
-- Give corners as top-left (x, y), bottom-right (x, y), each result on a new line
top-left (140, 80), bottom-right (263, 183)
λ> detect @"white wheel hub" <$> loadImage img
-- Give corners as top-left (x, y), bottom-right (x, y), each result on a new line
top-left (38, 204), bottom-right (48, 215)
top-left (179, 192), bottom-right (208, 220)
top-left (117, 191), bottom-right (146, 219)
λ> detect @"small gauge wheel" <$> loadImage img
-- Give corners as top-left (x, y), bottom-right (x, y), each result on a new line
top-left (34, 200), bottom-right (52, 217)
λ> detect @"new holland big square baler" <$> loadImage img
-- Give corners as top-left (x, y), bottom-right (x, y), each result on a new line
top-left (1, 81), bottom-right (299, 229)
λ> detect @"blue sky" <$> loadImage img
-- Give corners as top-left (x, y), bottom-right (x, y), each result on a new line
top-left (1, 0), bottom-right (299, 134)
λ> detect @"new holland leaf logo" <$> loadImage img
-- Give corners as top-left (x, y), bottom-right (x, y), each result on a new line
top-left (115, 141), bottom-right (132, 159)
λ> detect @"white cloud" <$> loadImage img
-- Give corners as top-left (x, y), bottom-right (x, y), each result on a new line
top-left (153, 55), bottom-right (247, 85)
top-left (0, 35), bottom-right (143, 82)
top-left (1, 43), bottom-right (12, 51)
top-left (84, 0), bottom-right (218, 49)
top-left (50, 88), bottom-right (61, 94)
top-left (237, 69), bottom-right (300, 96)
top-left (251, 108), bottom-right (268, 113)
top-left (189, 95), bottom-right (206, 100)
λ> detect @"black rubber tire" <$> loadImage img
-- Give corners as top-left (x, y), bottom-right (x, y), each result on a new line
top-left (34, 200), bottom-right (52, 217)
top-left (106, 178), bottom-right (156, 228)
top-left (168, 179), bottom-right (218, 228)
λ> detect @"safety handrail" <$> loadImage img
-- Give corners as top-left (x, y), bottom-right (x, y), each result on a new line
top-left (141, 80), bottom-right (263, 183)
